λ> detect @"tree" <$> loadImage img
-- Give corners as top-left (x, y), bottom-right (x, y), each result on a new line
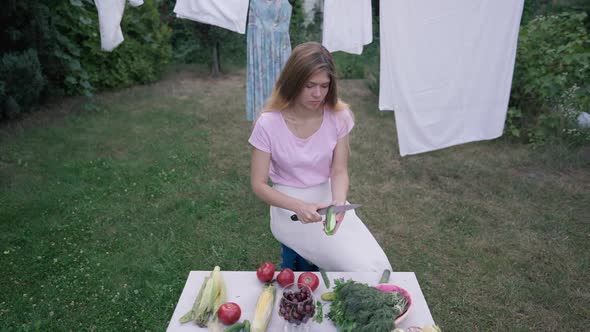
top-left (159, 0), bottom-right (245, 77)
top-left (184, 22), bottom-right (230, 77)
top-left (289, 0), bottom-right (307, 47)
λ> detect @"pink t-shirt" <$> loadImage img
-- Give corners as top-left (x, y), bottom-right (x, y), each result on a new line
top-left (249, 108), bottom-right (354, 188)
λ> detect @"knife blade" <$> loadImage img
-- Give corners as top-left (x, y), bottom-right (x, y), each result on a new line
top-left (290, 204), bottom-right (361, 221)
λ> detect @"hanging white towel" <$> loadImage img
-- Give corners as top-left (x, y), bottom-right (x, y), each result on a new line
top-left (379, 0), bottom-right (524, 156)
top-left (95, 0), bottom-right (126, 52)
top-left (322, 0), bottom-right (372, 55)
top-left (173, 0), bottom-right (250, 34)
top-left (94, 0), bottom-right (144, 52)
top-left (128, 0), bottom-right (143, 7)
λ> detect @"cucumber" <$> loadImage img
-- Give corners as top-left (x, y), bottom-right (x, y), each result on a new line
top-left (320, 268), bottom-right (330, 289)
top-left (324, 206), bottom-right (337, 235)
top-left (320, 292), bottom-right (335, 301)
top-left (224, 322), bottom-right (245, 332)
top-left (379, 269), bottom-right (391, 284)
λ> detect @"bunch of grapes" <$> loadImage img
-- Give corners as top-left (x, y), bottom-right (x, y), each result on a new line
top-left (278, 285), bottom-right (315, 325)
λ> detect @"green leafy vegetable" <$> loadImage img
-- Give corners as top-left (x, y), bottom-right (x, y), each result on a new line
top-left (327, 279), bottom-right (408, 332)
top-left (313, 300), bottom-right (323, 323)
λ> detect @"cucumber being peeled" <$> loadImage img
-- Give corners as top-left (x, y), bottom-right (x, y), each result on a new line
top-left (324, 206), bottom-right (337, 235)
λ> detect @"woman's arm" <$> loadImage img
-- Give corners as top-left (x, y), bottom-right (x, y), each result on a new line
top-left (330, 135), bottom-right (350, 224)
top-left (250, 148), bottom-right (327, 223)
top-left (330, 135), bottom-right (350, 204)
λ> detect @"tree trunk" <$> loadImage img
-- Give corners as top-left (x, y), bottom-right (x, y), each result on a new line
top-left (211, 41), bottom-right (221, 78)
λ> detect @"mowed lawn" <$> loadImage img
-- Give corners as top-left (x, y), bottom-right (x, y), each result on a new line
top-left (1, 66), bottom-right (589, 331)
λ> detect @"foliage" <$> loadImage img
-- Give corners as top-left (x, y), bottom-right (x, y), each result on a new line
top-left (0, 1), bottom-right (79, 98)
top-left (555, 85), bottom-right (590, 146)
top-left (522, 0), bottom-right (590, 28)
top-left (305, 1), bottom-right (324, 43)
top-left (52, 0), bottom-right (172, 91)
top-left (0, 49), bottom-right (46, 119)
top-left (327, 279), bottom-right (407, 332)
top-left (504, 107), bottom-right (524, 139)
top-left (289, 0), bottom-right (308, 47)
top-left (510, 11), bottom-right (590, 145)
top-left (522, 0), bottom-right (553, 25)
top-left (0, 0), bottom-right (171, 120)
top-left (158, 0), bottom-right (246, 71)
top-left (46, 0), bottom-right (102, 96)
top-left (159, 0), bottom-right (210, 66)
top-left (289, 0), bottom-right (324, 49)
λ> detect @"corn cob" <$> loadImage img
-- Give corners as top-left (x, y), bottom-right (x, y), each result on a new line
top-left (180, 276), bottom-right (209, 323)
top-left (250, 283), bottom-right (276, 332)
top-left (212, 269), bottom-right (227, 317)
top-left (180, 266), bottom-right (226, 326)
top-left (195, 266), bottom-right (223, 327)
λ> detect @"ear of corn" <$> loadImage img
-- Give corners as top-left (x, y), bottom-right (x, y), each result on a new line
top-left (179, 275), bottom-right (209, 323)
top-left (180, 266), bottom-right (226, 327)
top-left (250, 283), bottom-right (276, 332)
top-left (212, 270), bottom-right (227, 317)
top-left (195, 266), bottom-right (224, 327)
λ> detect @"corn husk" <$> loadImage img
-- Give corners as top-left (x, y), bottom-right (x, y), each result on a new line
top-left (179, 266), bottom-right (226, 327)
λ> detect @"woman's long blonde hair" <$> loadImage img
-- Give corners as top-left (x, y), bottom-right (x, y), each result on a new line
top-left (264, 42), bottom-right (348, 112)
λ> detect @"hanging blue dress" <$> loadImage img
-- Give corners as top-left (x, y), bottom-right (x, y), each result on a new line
top-left (246, 0), bottom-right (292, 121)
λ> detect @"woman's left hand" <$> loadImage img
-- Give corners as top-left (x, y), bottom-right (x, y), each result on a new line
top-left (323, 201), bottom-right (346, 234)
top-left (331, 201), bottom-right (346, 223)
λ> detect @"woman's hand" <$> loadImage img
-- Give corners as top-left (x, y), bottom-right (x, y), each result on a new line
top-left (323, 201), bottom-right (346, 234)
top-left (294, 201), bottom-right (331, 224)
top-left (331, 201), bottom-right (347, 223)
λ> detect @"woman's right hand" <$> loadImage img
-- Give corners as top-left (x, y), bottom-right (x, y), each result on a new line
top-left (293, 201), bottom-right (330, 224)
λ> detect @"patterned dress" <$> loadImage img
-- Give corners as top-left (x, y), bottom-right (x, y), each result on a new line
top-left (246, 0), bottom-right (292, 121)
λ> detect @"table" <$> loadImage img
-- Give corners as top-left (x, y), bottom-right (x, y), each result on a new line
top-left (167, 271), bottom-right (435, 331)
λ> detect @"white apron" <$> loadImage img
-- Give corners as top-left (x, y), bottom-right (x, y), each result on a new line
top-left (270, 182), bottom-right (392, 272)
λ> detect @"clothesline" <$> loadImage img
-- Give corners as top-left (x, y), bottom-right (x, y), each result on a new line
top-left (94, 0), bottom-right (525, 156)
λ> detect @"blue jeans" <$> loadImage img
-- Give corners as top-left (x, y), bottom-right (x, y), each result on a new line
top-left (280, 244), bottom-right (319, 271)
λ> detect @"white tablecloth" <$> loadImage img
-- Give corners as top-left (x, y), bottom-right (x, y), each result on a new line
top-left (167, 271), bottom-right (435, 331)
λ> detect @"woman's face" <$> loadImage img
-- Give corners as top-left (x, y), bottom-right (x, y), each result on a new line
top-left (295, 70), bottom-right (330, 112)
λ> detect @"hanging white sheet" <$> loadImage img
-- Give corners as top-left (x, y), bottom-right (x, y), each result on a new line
top-left (322, 0), bottom-right (372, 55)
top-left (173, 0), bottom-right (250, 34)
top-left (379, 0), bottom-right (524, 156)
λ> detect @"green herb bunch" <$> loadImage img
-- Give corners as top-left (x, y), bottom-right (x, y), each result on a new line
top-left (327, 279), bottom-right (408, 332)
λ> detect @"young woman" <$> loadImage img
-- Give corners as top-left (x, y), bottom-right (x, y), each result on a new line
top-left (249, 42), bottom-right (392, 272)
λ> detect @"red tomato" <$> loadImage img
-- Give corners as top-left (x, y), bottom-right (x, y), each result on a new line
top-left (297, 272), bottom-right (320, 291)
top-left (276, 268), bottom-right (295, 287)
top-left (256, 262), bottom-right (276, 282)
top-left (217, 302), bottom-right (241, 325)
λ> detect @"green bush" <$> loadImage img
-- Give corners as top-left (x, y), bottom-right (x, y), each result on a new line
top-left (0, 0), bottom-right (171, 118)
top-left (0, 49), bottom-right (46, 119)
top-left (510, 11), bottom-right (590, 145)
top-left (52, 0), bottom-right (171, 92)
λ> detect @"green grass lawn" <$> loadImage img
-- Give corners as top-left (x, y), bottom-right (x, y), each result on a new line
top-left (1, 66), bottom-right (589, 331)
